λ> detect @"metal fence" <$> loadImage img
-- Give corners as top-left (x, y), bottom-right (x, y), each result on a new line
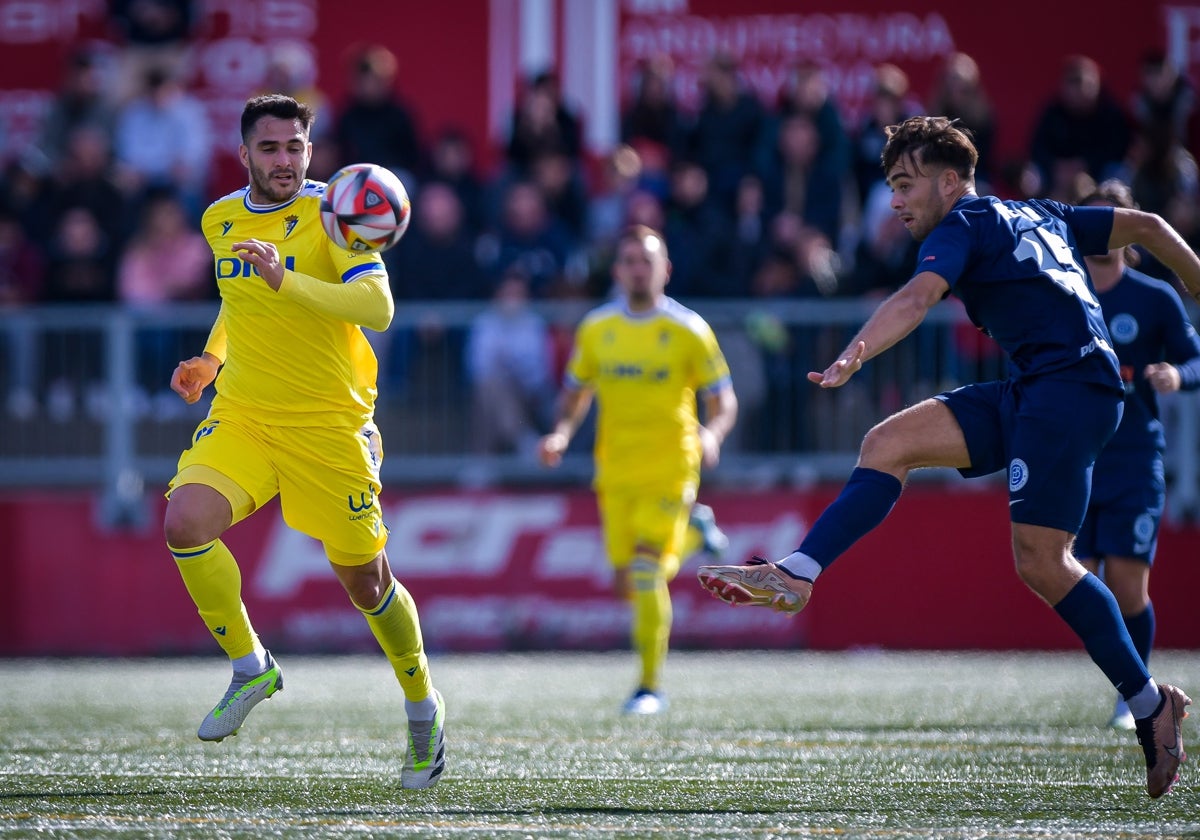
top-left (4, 299), bottom-right (1200, 528)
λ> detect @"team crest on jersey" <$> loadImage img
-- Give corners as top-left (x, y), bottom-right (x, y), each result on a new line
top-left (1108, 313), bottom-right (1139, 344)
top-left (659, 329), bottom-right (670, 346)
top-left (1009, 458), bottom-right (1029, 492)
top-left (283, 214), bottom-right (300, 238)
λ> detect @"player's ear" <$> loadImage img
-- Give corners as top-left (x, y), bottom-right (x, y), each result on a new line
top-left (238, 144), bottom-right (250, 170)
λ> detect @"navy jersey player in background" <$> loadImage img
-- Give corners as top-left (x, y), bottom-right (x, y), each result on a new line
top-left (1076, 179), bottom-right (1200, 731)
top-left (699, 116), bottom-right (1198, 798)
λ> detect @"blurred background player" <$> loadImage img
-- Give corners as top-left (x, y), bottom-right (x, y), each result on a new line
top-left (538, 224), bottom-right (737, 715)
top-left (1076, 179), bottom-right (1200, 730)
top-left (699, 116), bottom-right (1196, 798)
top-left (163, 94), bottom-right (445, 788)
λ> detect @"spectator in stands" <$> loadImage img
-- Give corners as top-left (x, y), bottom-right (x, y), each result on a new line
top-left (758, 111), bottom-right (842, 245)
top-left (26, 46), bottom-right (117, 177)
top-left (662, 159), bottom-right (731, 297)
top-left (847, 179), bottom-right (920, 298)
top-left (1028, 55), bottom-right (1131, 199)
top-left (37, 124), bottom-right (131, 254)
top-left (258, 42), bottom-right (335, 180)
top-left (620, 54), bottom-right (685, 163)
top-left (379, 181), bottom-right (488, 398)
top-left (40, 205), bottom-right (118, 421)
top-left (926, 52), bottom-right (997, 187)
top-left (1131, 49), bottom-right (1194, 150)
top-left (727, 174), bottom-right (770, 297)
top-left (684, 52), bottom-right (766, 213)
top-left (333, 44), bottom-right (422, 186)
top-left (116, 188), bottom-right (213, 409)
top-left (426, 128), bottom-right (486, 238)
top-left (774, 61), bottom-right (851, 186)
top-left (483, 179), bottom-right (576, 297)
top-left (505, 69), bottom-right (582, 174)
top-left (108, 0), bottom-right (196, 103)
top-left (113, 67), bottom-right (213, 222)
top-left (852, 63), bottom-right (921, 205)
top-left (465, 266), bottom-right (554, 456)
top-left (0, 203), bottom-right (45, 419)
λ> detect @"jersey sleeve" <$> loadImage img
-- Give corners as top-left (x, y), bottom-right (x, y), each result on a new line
top-left (277, 268), bottom-right (394, 332)
top-left (1159, 284), bottom-right (1200, 390)
top-left (1043, 201), bottom-right (1114, 257)
top-left (692, 319), bottom-right (732, 394)
top-left (913, 214), bottom-right (971, 290)
top-left (564, 320), bottom-right (597, 389)
top-left (202, 304), bottom-right (228, 363)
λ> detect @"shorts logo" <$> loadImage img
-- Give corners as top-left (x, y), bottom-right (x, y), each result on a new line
top-left (348, 487), bottom-right (375, 513)
top-left (1133, 513), bottom-right (1156, 552)
top-left (1109, 313), bottom-right (1139, 344)
top-left (1009, 458), bottom-right (1029, 492)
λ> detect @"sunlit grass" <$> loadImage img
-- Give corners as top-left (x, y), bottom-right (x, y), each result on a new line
top-left (1, 651), bottom-right (1197, 838)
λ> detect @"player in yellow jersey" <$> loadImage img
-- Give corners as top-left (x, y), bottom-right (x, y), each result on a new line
top-left (538, 224), bottom-right (738, 714)
top-left (164, 94), bottom-right (445, 788)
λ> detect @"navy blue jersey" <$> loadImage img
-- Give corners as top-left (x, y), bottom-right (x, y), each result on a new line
top-left (1097, 267), bottom-right (1200, 454)
top-left (916, 196), bottom-right (1120, 389)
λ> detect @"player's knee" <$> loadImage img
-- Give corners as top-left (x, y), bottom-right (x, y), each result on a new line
top-left (858, 422), bottom-right (904, 470)
top-left (628, 557), bottom-right (663, 592)
top-left (163, 502), bottom-right (220, 549)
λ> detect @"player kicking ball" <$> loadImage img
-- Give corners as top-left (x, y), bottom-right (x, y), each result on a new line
top-left (699, 116), bottom-right (1191, 798)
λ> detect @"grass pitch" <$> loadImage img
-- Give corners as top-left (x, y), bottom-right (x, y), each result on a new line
top-left (1, 651), bottom-right (1198, 839)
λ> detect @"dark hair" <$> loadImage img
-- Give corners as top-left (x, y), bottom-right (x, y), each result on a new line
top-left (881, 115), bottom-right (978, 181)
top-left (240, 94), bottom-right (316, 142)
top-left (1081, 179), bottom-right (1140, 266)
top-left (617, 223), bottom-right (669, 261)
top-left (1081, 178), bottom-right (1137, 210)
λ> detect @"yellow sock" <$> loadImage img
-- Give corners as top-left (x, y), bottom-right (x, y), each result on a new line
top-left (629, 556), bottom-right (672, 691)
top-left (359, 580), bottom-right (432, 703)
top-left (170, 539), bottom-right (261, 660)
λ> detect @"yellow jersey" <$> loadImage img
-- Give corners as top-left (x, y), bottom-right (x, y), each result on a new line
top-left (200, 181), bottom-right (391, 427)
top-left (566, 296), bottom-right (731, 490)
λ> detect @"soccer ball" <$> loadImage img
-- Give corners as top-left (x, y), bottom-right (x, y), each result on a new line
top-left (320, 163), bottom-right (411, 253)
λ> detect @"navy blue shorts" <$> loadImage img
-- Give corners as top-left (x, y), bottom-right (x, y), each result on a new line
top-left (936, 377), bottom-right (1123, 534)
top-left (1074, 448), bottom-right (1164, 564)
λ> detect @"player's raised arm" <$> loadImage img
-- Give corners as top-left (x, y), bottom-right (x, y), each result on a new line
top-left (808, 270), bottom-right (950, 387)
top-left (1109, 207), bottom-right (1200, 302)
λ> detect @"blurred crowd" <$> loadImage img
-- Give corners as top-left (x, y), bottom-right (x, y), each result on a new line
top-left (2, 11), bottom-right (1199, 453)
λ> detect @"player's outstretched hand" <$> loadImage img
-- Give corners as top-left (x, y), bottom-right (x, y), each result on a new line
top-left (807, 340), bottom-right (866, 388)
top-left (171, 354), bottom-right (221, 404)
top-left (537, 432), bottom-right (569, 468)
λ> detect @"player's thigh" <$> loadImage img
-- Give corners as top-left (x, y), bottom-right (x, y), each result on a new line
top-left (273, 422), bottom-right (388, 563)
top-left (1009, 380), bottom-right (1123, 534)
top-left (597, 483), bottom-right (693, 579)
top-left (861, 397), bottom-right (971, 470)
top-left (1090, 453), bottom-right (1165, 564)
top-left (934, 380), bottom-right (1011, 477)
top-left (169, 414), bottom-right (279, 525)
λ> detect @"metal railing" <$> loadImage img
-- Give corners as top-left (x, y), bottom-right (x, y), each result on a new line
top-left (3, 299), bottom-right (1199, 528)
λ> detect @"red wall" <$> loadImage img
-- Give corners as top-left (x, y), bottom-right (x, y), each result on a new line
top-left (2, 486), bottom-right (1195, 656)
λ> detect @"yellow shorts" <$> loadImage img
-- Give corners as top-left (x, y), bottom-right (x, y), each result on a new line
top-left (169, 412), bottom-right (387, 564)
top-left (597, 481), bottom-right (697, 581)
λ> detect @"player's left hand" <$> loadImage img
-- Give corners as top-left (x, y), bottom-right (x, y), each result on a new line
top-left (232, 239), bottom-right (285, 291)
top-left (808, 340), bottom-right (866, 388)
top-left (1144, 362), bottom-right (1181, 394)
top-left (699, 425), bottom-right (722, 468)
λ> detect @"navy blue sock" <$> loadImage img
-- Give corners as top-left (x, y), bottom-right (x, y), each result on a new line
top-left (1123, 602), bottom-right (1155, 668)
top-left (798, 467), bottom-right (903, 570)
top-left (1054, 574), bottom-right (1150, 700)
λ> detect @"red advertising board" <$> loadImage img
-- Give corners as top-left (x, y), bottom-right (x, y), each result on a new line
top-left (2, 486), bottom-right (1196, 656)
